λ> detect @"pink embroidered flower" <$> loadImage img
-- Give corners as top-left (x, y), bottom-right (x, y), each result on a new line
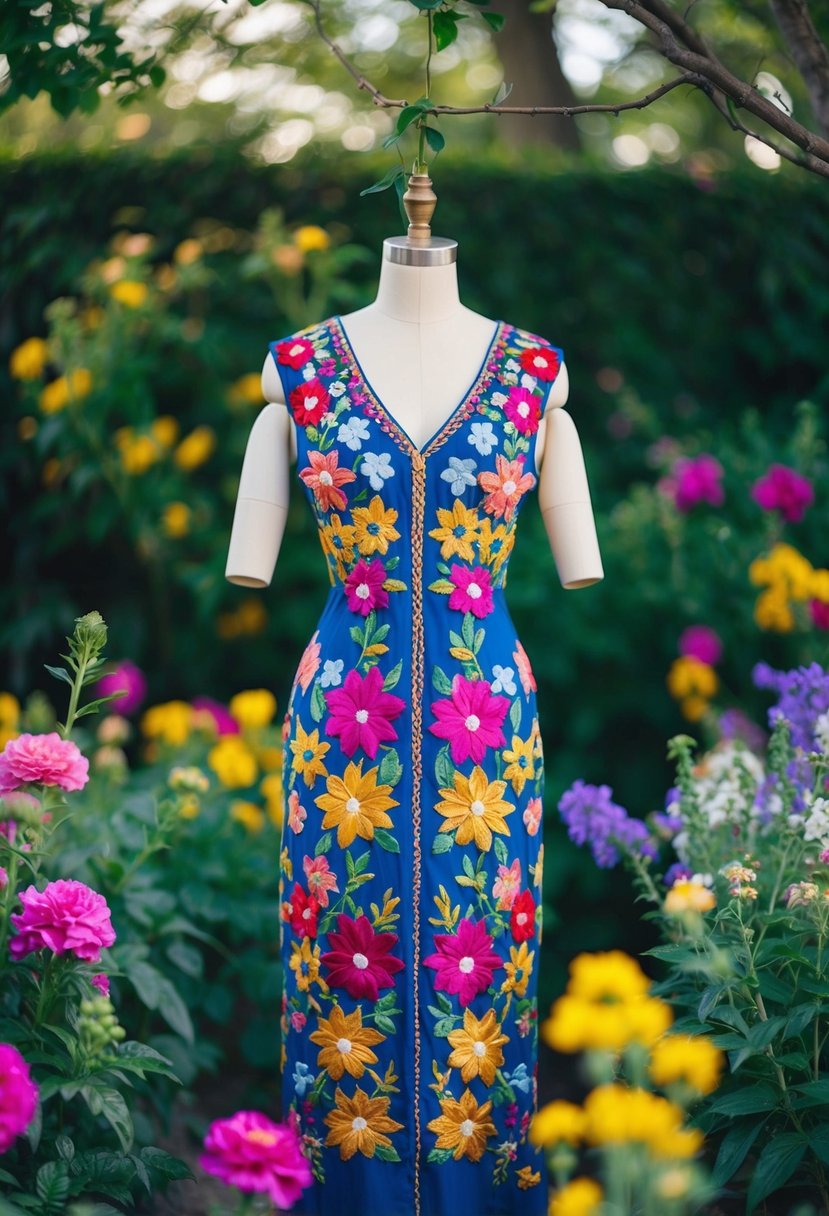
top-left (192, 697), bottom-right (240, 736)
top-left (448, 565), bottom-right (494, 619)
top-left (289, 378), bottom-right (330, 427)
top-left (10, 879), bottom-right (116, 962)
top-left (519, 346), bottom-right (560, 381)
top-left (91, 973), bottom-right (110, 997)
top-left (302, 854), bottom-right (340, 908)
top-left (504, 387), bottom-right (541, 435)
top-left (344, 559), bottom-right (389, 617)
top-left (299, 450), bottom-right (357, 512)
top-left (510, 890), bottom-right (537, 943)
top-left (324, 666), bottom-right (405, 759)
top-left (320, 913), bottom-right (405, 1000)
top-left (492, 859), bottom-right (522, 910)
top-left (284, 883), bottom-right (319, 938)
top-left (276, 337), bottom-right (315, 370)
top-left (317, 357), bottom-right (336, 378)
top-left (751, 464), bottom-right (814, 523)
top-left (679, 625), bottom-right (722, 666)
top-left (295, 631), bottom-right (321, 694)
top-left (513, 641), bottom-right (537, 696)
top-left (0, 1043), bottom-right (39, 1153)
top-left (429, 675), bottom-right (509, 765)
top-left (0, 733), bottom-right (89, 795)
top-left (478, 455), bottom-right (536, 523)
top-left (423, 916), bottom-right (502, 1008)
top-left (95, 660), bottom-right (147, 715)
top-left (523, 797), bottom-right (542, 836)
top-left (199, 1109), bottom-right (312, 1207)
top-left (811, 601), bottom-right (829, 630)
top-left (661, 454), bottom-right (724, 512)
top-left (290, 1010), bottom-right (307, 1032)
top-left (288, 791), bottom-right (307, 834)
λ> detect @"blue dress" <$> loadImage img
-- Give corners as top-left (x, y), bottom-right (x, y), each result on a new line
top-left (271, 315), bottom-right (562, 1216)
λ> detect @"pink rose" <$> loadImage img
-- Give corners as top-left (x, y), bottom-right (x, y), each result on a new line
top-left (0, 733), bottom-right (88, 794)
top-left (0, 1043), bottom-right (38, 1152)
top-left (10, 878), bottom-right (116, 962)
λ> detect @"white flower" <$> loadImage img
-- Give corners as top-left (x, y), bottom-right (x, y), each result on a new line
top-left (491, 391), bottom-right (508, 407)
top-left (505, 358), bottom-right (521, 373)
top-left (329, 380), bottom-right (347, 398)
top-left (337, 416), bottom-right (370, 450)
top-left (319, 659), bottom-right (344, 688)
top-left (320, 411), bottom-right (336, 428)
top-left (520, 373), bottom-right (537, 391)
top-left (360, 450), bottom-right (395, 490)
top-left (468, 421), bottom-right (498, 456)
top-left (301, 364), bottom-right (317, 381)
top-left (815, 710), bottom-right (829, 755)
top-left (490, 665), bottom-right (517, 696)
top-left (440, 456), bottom-right (477, 496)
top-left (801, 796), bottom-right (829, 844)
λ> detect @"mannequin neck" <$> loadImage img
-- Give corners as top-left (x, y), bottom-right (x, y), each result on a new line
top-left (370, 252), bottom-right (464, 324)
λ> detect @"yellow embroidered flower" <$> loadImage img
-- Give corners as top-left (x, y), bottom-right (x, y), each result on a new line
top-left (207, 735), bottom-right (258, 789)
top-left (10, 337), bottom-right (49, 380)
top-left (501, 734), bottom-right (536, 795)
top-left (435, 765), bottom-right (514, 850)
top-left (664, 880), bottom-right (716, 914)
top-left (162, 501), bottom-right (190, 538)
top-left (428, 500), bottom-right (481, 561)
top-left (320, 513), bottom-right (358, 579)
top-left (314, 760), bottom-right (398, 848)
top-left (229, 689), bottom-right (277, 729)
top-left (39, 368), bottom-right (92, 414)
top-left (500, 941), bottom-right (534, 998)
top-left (426, 1088), bottom-right (497, 1162)
top-left (309, 1005), bottom-right (386, 1080)
top-left (289, 720), bottom-right (330, 788)
top-left (515, 1165), bottom-right (541, 1190)
top-left (230, 799), bottom-right (265, 833)
top-left (288, 937), bottom-right (328, 993)
top-left (110, 279), bottom-right (148, 308)
top-left (649, 1034), bottom-right (724, 1095)
top-left (352, 495), bottom-right (400, 556)
top-left (446, 1007), bottom-right (509, 1086)
top-left (174, 426), bottom-right (216, 471)
top-left (294, 225), bottom-right (331, 253)
top-left (529, 1099), bottom-right (586, 1147)
top-left (583, 1084), bottom-right (703, 1158)
top-left (140, 700), bottom-right (193, 746)
top-left (324, 1086), bottom-right (403, 1160)
top-left (477, 517), bottom-right (514, 574)
top-left (549, 1177), bottom-right (603, 1216)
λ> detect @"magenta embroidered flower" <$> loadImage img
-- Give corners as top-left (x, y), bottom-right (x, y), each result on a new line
top-left (324, 666), bottom-right (405, 759)
top-left (478, 455), bottom-right (536, 522)
top-left (662, 454), bottom-right (724, 512)
top-left (299, 449), bottom-right (357, 512)
top-left (289, 378), bottom-right (330, 427)
top-left (448, 565), bottom-right (494, 619)
top-left (302, 854), bottom-right (339, 907)
top-left (504, 387), bottom-right (541, 435)
top-left (423, 916), bottom-right (503, 1007)
top-left (751, 464), bottom-right (814, 523)
top-left (192, 697), bottom-right (240, 736)
top-left (513, 641), bottom-right (537, 696)
top-left (519, 346), bottom-right (560, 381)
top-left (344, 559), bottom-right (389, 617)
top-left (10, 879), bottom-right (116, 962)
top-left (199, 1109), bottom-right (312, 1206)
top-left (95, 660), bottom-right (147, 715)
top-left (679, 625), bottom-right (722, 667)
top-left (428, 675), bottom-right (509, 765)
top-left (0, 733), bottom-right (89, 795)
top-left (290, 1010), bottom-right (307, 1032)
top-left (91, 973), bottom-right (110, 997)
top-left (276, 337), bottom-right (315, 370)
top-left (320, 913), bottom-right (405, 1000)
top-left (0, 1043), bottom-right (38, 1153)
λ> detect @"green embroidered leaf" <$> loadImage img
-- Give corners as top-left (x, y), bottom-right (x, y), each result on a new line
top-left (383, 660), bottom-right (403, 692)
top-left (310, 681), bottom-right (327, 723)
top-left (315, 832), bottom-right (333, 856)
top-left (435, 746), bottom-right (455, 788)
top-left (437, 991), bottom-right (453, 1013)
top-left (372, 623), bottom-right (391, 644)
top-left (427, 1005), bottom-right (447, 1019)
top-left (352, 851), bottom-right (371, 876)
top-left (448, 630), bottom-right (464, 650)
top-left (374, 1014), bottom-right (396, 1034)
top-left (437, 561), bottom-right (451, 575)
top-left (461, 613), bottom-right (475, 648)
top-left (427, 1147), bottom-right (455, 1165)
top-left (374, 1143), bottom-right (401, 1163)
top-left (349, 624), bottom-right (364, 645)
top-left (509, 698), bottom-right (522, 733)
top-left (432, 1017), bottom-right (456, 1037)
top-left (375, 992), bottom-right (396, 1011)
top-left (374, 829), bottom-right (400, 854)
top-left (379, 748), bottom-right (403, 786)
top-left (432, 665), bottom-right (453, 695)
top-left (428, 579), bottom-right (454, 594)
top-left (385, 555), bottom-right (399, 570)
top-left (431, 833), bottom-right (453, 854)
top-left (494, 837), bottom-right (509, 865)
top-left (473, 628), bottom-right (485, 653)
top-left (383, 579), bottom-right (407, 592)
top-left (462, 854), bottom-right (476, 880)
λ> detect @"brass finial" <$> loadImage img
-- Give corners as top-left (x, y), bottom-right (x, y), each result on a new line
top-left (402, 172), bottom-right (437, 242)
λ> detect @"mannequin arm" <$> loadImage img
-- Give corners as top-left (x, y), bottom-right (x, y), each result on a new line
top-left (537, 408), bottom-right (604, 590)
top-left (225, 402), bottom-right (292, 587)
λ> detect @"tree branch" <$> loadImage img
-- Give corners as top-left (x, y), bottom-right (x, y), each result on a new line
top-left (768, 0), bottom-right (829, 136)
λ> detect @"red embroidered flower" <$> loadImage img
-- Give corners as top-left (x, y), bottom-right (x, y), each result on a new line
top-left (276, 338), bottom-right (315, 370)
top-left (320, 913), bottom-right (405, 1000)
top-left (284, 883), bottom-right (320, 938)
top-left (509, 890), bottom-right (536, 943)
top-left (478, 455), bottom-right (536, 523)
top-left (289, 379), bottom-right (330, 427)
top-left (423, 916), bottom-right (502, 1008)
top-left (504, 387), bottom-right (542, 436)
top-left (344, 559), bottom-right (389, 616)
top-left (428, 674), bottom-right (509, 765)
top-left (519, 346), bottom-right (560, 381)
top-left (324, 666), bottom-right (406, 759)
top-left (299, 450), bottom-right (357, 511)
top-left (448, 565), bottom-right (494, 619)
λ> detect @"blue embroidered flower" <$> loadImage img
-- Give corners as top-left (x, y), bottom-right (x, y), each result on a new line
top-left (320, 658), bottom-right (344, 688)
top-left (503, 1063), bottom-right (531, 1093)
top-left (440, 456), bottom-right (477, 496)
top-left (293, 1061), bottom-right (314, 1097)
top-left (338, 416), bottom-right (370, 450)
top-left (361, 450), bottom-right (395, 490)
top-left (491, 665), bottom-right (517, 696)
top-left (468, 421), bottom-right (498, 456)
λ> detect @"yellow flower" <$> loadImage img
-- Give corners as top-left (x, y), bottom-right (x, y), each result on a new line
top-left (294, 225), bottom-right (330, 253)
top-left (178, 792), bottom-right (201, 819)
top-left (229, 689), bottom-right (277, 729)
top-left (529, 1099), bottom-right (586, 1147)
top-left (542, 992), bottom-right (672, 1053)
top-left (680, 695), bottom-right (709, 721)
top-left (549, 1177), bottom-right (603, 1216)
top-left (114, 428), bottom-right (160, 475)
top-left (583, 1084), bottom-right (703, 1159)
top-left (0, 693), bottom-right (21, 728)
top-left (174, 426), bottom-right (216, 471)
top-left (288, 937), bottom-right (328, 993)
top-left (324, 1085), bottom-right (403, 1160)
top-left (446, 1007), bottom-right (509, 1086)
top-left (227, 373), bottom-right (263, 407)
top-left (666, 656), bottom-right (718, 701)
top-left (352, 496), bottom-right (400, 556)
top-left (39, 368), bottom-right (92, 414)
top-left (162, 502), bottom-right (190, 538)
top-left (230, 799), bottom-right (265, 833)
top-left (656, 1167), bottom-right (693, 1199)
top-left (427, 1088), bottom-right (497, 1162)
top-left (567, 950), bottom-right (650, 1003)
top-left (216, 597), bottom-right (268, 639)
top-left (477, 517), bottom-right (514, 574)
top-left (664, 880), bottom-right (716, 914)
top-left (649, 1034), bottom-right (724, 1095)
top-left (500, 940), bottom-right (534, 998)
top-left (320, 513), bottom-right (358, 579)
top-left (501, 735), bottom-right (536, 795)
top-left (110, 280), bottom-right (148, 308)
top-left (309, 1005), bottom-right (385, 1080)
top-left (515, 1165), bottom-right (541, 1190)
top-left (258, 745), bottom-right (283, 772)
top-left (140, 700), bottom-right (193, 746)
top-left (314, 760), bottom-right (398, 848)
top-left (428, 500), bottom-right (481, 561)
top-left (174, 238), bottom-right (202, 265)
top-left (811, 568), bottom-right (829, 602)
top-left (207, 735), bottom-right (258, 788)
top-left (10, 337), bottom-right (49, 380)
top-left (290, 719), bottom-right (330, 788)
top-left (754, 587), bottom-right (795, 633)
top-left (435, 765), bottom-right (514, 850)
top-left (261, 773), bottom-right (284, 827)
top-left (151, 415), bottom-right (180, 448)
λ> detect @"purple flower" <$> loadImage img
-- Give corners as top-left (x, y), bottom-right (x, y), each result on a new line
top-left (191, 697), bottom-right (240, 736)
top-left (718, 708), bottom-right (767, 753)
top-left (96, 661), bottom-right (147, 716)
top-left (661, 454), bottom-right (724, 513)
top-left (751, 464), bottom-right (814, 523)
top-left (679, 625), bottom-right (722, 666)
top-left (558, 780), bottom-right (658, 868)
top-left (753, 661), bottom-right (829, 752)
top-left (664, 862), bottom-right (693, 887)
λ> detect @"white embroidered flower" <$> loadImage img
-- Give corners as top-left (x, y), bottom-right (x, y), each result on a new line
top-left (329, 380), bottom-right (347, 398)
top-left (490, 392), bottom-right (508, 407)
top-left (440, 456), bottom-right (477, 496)
top-left (301, 364), bottom-right (317, 382)
top-left (505, 358), bottom-right (521, 373)
top-left (319, 659), bottom-right (344, 689)
top-left (468, 421), bottom-right (498, 456)
top-left (361, 450), bottom-right (395, 490)
top-left (490, 665), bottom-right (517, 696)
top-left (337, 416), bottom-right (370, 450)
top-left (520, 373), bottom-right (537, 391)
top-left (320, 411), bottom-right (337, 428)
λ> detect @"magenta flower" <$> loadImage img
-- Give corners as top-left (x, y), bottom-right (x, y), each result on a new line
top-left (320, 913), bottom-right (405, 1000)
top-left (423, 916), bottom-right (503, 1007)
top-left (324, 666), bottom-right (406, 759)
top-left (0, 733), bottom-right (88, 795)
top-left (662, 454), bottom-right (724, 512)
top-left (344, 559), bottom-right (389, 617)
top-left (96, 660), bottom-right (147, 716)
top-left (504, 387), bottom-right (541, 435)
top-left (752, 464), bottom-right (814, 523)
top-left (0, 867), bottom-right (6, 890)
top-left (679, 625), bottom-right (722, 666)
top-left (10, 879), bottom-right (116, 963)
top-left (811, 601), bottom-right (829, 631)
top-left (448, 565), bottom-right (494, 619)
top-left (428, 675), bottom-right (509, 765)
top-left (91, 972), bottom-right (110, 997)
top-left (192, 697), bottom-right (240, 736)
top-left (0, 1043), bottom-right (38, 1153)
top-left (199, 1109), bottom-right (312, 1207)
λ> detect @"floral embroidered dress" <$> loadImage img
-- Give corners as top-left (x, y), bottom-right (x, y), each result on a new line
top-left (272, 315), bottom-right (562, 1216)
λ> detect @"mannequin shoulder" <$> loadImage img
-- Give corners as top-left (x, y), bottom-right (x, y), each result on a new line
top-left (261, 352), bottom-right (287, 405)
top-left (543, 359), bottom-right (570, 412)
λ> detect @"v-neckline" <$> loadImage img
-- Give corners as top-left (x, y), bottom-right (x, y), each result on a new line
top-left (332, 314), bottom-right (504, 459)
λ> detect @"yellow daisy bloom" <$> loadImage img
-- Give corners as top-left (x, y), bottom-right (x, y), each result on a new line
top-left (162, 501), bottom-right (190, 538)
top-left (352, 496), bottom-right (400, 556)
top-left (324, 1086), bottom-right (403, 1160)
top-left (208, 735), bottom-right (258, 789)
top-left (501, 734), bottom-right (536, 795)
top-left (477, 517), bottom-right (514, 574)
top-left (175, 425), bottom-right (216, 471)
top-left (320, 513), bottom-right (358, 579)
top-left (549, 1177), bottom-right (603, 1216)
top-left (428, 500), bottom-right (482, 561)
top-left (529, 1099), bottom-right (586, 1147)
top-left (229, 688), bottom-right (277, 729)
top-left (501, 941), bottom-right (534, 998)
top-left (427, 1088), bottom-right (497, 1162)
top-left (288, 937), bottom-right (328, 994)
top-left (435, 765), bottom-right (514, 850)
top-left (290, 720), bottom-right (330, 788)
top-left (314, 760), bottom-right (399, 848)
top-left (10, 337), bottom-right (49, 380)
top-left (294, 225), bottom-right (331, 253)
top-left (39, 368), bottom-right (92, 414)
top-left (140, 700), bottom-right (193, 746)
top-left (309, 1005), bottom-right (386, 1080)
top-left (567, 951), bottom-right (651, 1003)
top-left (583, 1084), bottom-right (703, 1159)
top-left (446, 1007), bottom-right (509, 1086)
top-left (648, 1034), bottom-right (724, 1096)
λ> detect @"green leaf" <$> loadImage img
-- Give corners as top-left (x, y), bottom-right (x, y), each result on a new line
top-left (36, 1161), bottom-right (69, 1205)
top-left (409, 0), bottom-right (444, 9)
top-left (432, 664), bottom-right (453, 694)
top-left (374, 1142), bottom-right (401, 1162)
top-left (315, 832), bottom-right (333, 855)
top-left (349, 624), bottom-right (364, 645)
top-left (492, 80), bottom-right (513, 105)
top-left (481, 10), bottom-right (505, 31)
top-left (379, 748), bottom-right (403, 786)
top-left (310, 681), bottom-right (327, 723)
top-left (810, 1123), bottom-right (829, 1167)
top-left (433, 1017), bottom-right (456, 1037)
top-left (791, 1079), bottom-right (829, 1108)
top-left (461, 613), bottom-right (475, 648)
top-left (81, 1086), bottom-right (134, 1152)
top-left (509, 698), bottom-right (521, 733)
top-left (747, 1133), bottom-right (807, 1210)
top-left (711, 1119), bottom-right (765, 1187)
top-left (494, 837), bottom-right (509, 865)
top-left (396, 100), bottom-right (429, 136)
top-left (707, 1083), bottom-right (780, 1116)
top-left (374, 1013), bottom-right (396, 1033)
top-left (383, 659), bottom-right (403, 691)
top-left (374, 828), bottom-right (400, 853)
top-left (428, 579), bottom-right (454, 594)
top-left (43, 663), bottom-right (73, 685)
top-left (784, 1003), bottom-right (821, 1038)
top-left (434, 746), bottom-right (455, 789)
top-left (433, 11), bottom-right (464, 51)
top-left (431, 833), bottom-right (453, 854)
top-left (746, 1014), bottom-right (788, 1048)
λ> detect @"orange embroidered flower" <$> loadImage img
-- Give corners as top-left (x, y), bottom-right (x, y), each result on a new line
top-left (309, 1005), bottom-right (386, 1080)
top-left (477, 517), bottom-right (514, 574)
top-left (352, 495), bottom-right (400, 556)
top-left (324, 1085), bottom-right (403, 1159)
top-left (446, 1007), bottom-right (509, 1086)
top-left (434, 765), bottom-right (514, 851)
top-left (295, 631), bottom-right (321, 693)
top-left (501, 940), bottom-right (535, 998)
top-left (300, 449), bottom-right (357, 512)
top-left (427, 1088), bottom-right (497, 1162)
top-left (478, 455), bottom-right (535, 522)
top-left (516, 1164), bottom-right (542, 1189)
top-left (314, 759), bottom-right (399, 847)
top-left (288, 937), bottom-right (328, 994)
top-left (320, 514), bottom-right (357, 579)
top-left (428, 500), bottom-right (482, 561)
top-left (289, 719), bottom-right (330, 788)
